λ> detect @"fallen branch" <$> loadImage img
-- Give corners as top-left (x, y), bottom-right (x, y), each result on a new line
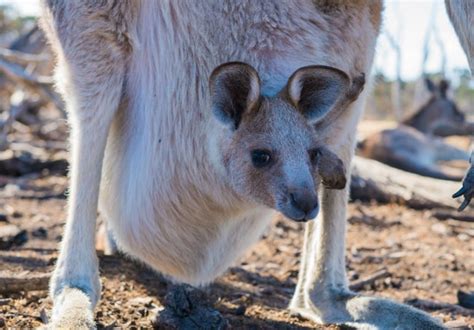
top-left (351, 156), bottom-right (461, 210)
top-left (0, 272), bottom-right (50, 294)
top-left (349, 268), bottom-right (390, 291)
top-left (431, 210), bottom-right (474, 223)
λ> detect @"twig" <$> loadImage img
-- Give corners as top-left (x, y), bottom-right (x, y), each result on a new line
top-left (0, 57), bottom-right (53, 87)
top-left (0, 47), bottom-right (49, 65)
top-left (0, 298), bottom-right (11, 306)
top-left (349, 268), bottom-right (390, 291)
top-left (0, 272), bottom-right (50, 294)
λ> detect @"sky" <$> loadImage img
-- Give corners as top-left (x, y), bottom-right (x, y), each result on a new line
top-left (0, 0), bottom-right (470, 82)
top-left (376, 0), bottom-right (469, 81)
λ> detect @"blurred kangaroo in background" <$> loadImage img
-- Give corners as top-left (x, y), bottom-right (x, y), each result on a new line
top-left (39, 1), bottom-right (468, 328)
top-left (404, 78), bottom-right (474, 136)
top-left (358, 125), bottom-right (469, 181)
top-left (359, 78), bottom-right (470, 181)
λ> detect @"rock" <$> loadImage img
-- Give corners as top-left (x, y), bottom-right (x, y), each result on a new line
top-left (0, 224), bottom-right (27, 249)
top-left (0, 149), bottom-right (68, 177)
top-left (234, 305), bottom-right (246, 316)
top-left (4, 205), bottom-right (22, 218)
top-left (31, 227), bottom-right (48, 238)
top-left (457, 290), bottom-right (474, 309)
top-left (155, 284), bottom-right (228, 329)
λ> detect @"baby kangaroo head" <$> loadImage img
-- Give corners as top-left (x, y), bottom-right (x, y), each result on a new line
top-left (209, 62), bottom-right (349, 221)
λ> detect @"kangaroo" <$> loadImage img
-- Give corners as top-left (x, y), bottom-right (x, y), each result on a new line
top-left (359, 78), bottom-right (471, 181)
top-left (403, 78), bottom-right (474, 137)
top-left (358, 125), bottom-right (469, 181)
top-left (446, 0), bottom-right (474, 210)
top-left (40, 1), bottom-right (445, 328)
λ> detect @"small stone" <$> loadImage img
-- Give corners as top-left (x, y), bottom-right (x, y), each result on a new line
top-left (129, 297), bottom-right (153, 307)
top-left (11, 210), bottom-right (23, 218)
top-left (234, 305), bottom-right (246, 316)
top-left (457, 290), bottom-right (474, 309)
top-left (259, 287), bottom-right (272, 295)
top-left (32, 227), bottom-right (48, 238)
top-left (444, 320), bottom-right (469, 329)
top-left (0, 298), bottom-right (11, 306)
top-left (431, 223), bottom-right (449, 235)
top-left (0, 224), bottom-right (28, 249)
top-left (5, 205), bottom-right (23, 218)
top-left (457, 233), bottom-right (469, 241)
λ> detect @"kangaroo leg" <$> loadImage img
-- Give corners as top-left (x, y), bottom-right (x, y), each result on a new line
top-left (289, 100), bottom-right (445, 329)
top-left (96, 214), bottom-right (118, 256)
top-left (446, 1), bottom-right (474, 210)
top-left (40, 3), bottom-right (130, 328)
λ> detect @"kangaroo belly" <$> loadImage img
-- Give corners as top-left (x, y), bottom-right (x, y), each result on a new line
top-left (100, 182), bottom-right (273, 285)
top-left (99, 0), bottom-right (378, 284)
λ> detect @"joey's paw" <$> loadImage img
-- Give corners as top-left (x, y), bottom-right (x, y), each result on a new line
top-left (49, 288), bottom-right (96, 329)
top-left (347, 73), bottom-right (366, 101)
top-left (317, 147), bottom-right (347, 190)
top-left (453, 164), bottom-right (474, 211)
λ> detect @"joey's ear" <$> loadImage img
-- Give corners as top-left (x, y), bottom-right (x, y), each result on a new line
top-left (209, 62), bottom-right (260, 130)
top-left (286, 65), bottom-right (350, 124)
top-left (316, 147), bottom-right (346, 190)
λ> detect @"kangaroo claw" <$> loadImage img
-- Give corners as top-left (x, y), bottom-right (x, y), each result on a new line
top-left (453, 165), bottom-right (474, 211)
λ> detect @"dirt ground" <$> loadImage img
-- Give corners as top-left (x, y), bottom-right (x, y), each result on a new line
top-left (0, 172), bottom-right (473, 329)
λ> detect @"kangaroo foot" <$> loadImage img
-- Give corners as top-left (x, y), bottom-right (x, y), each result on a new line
top-left (290, 289), bottom-right (445, 329)
top-left (48, 288), bottom-right (96, 329)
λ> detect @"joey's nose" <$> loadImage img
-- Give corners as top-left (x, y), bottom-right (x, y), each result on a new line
top-left (290, 190), bottom-right (318, 218)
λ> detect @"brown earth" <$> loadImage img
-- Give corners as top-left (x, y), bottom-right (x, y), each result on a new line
top-left (0, 173), bottom-right (473, 329)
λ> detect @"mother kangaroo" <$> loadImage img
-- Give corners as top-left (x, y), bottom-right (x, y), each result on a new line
top-left (40, 1), bottom-right (444, 328)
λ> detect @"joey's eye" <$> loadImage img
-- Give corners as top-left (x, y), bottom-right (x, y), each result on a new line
top-left (309, 148), bottom-right (320, 164)
top-left (251, 149), bottom-right (272, 168)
